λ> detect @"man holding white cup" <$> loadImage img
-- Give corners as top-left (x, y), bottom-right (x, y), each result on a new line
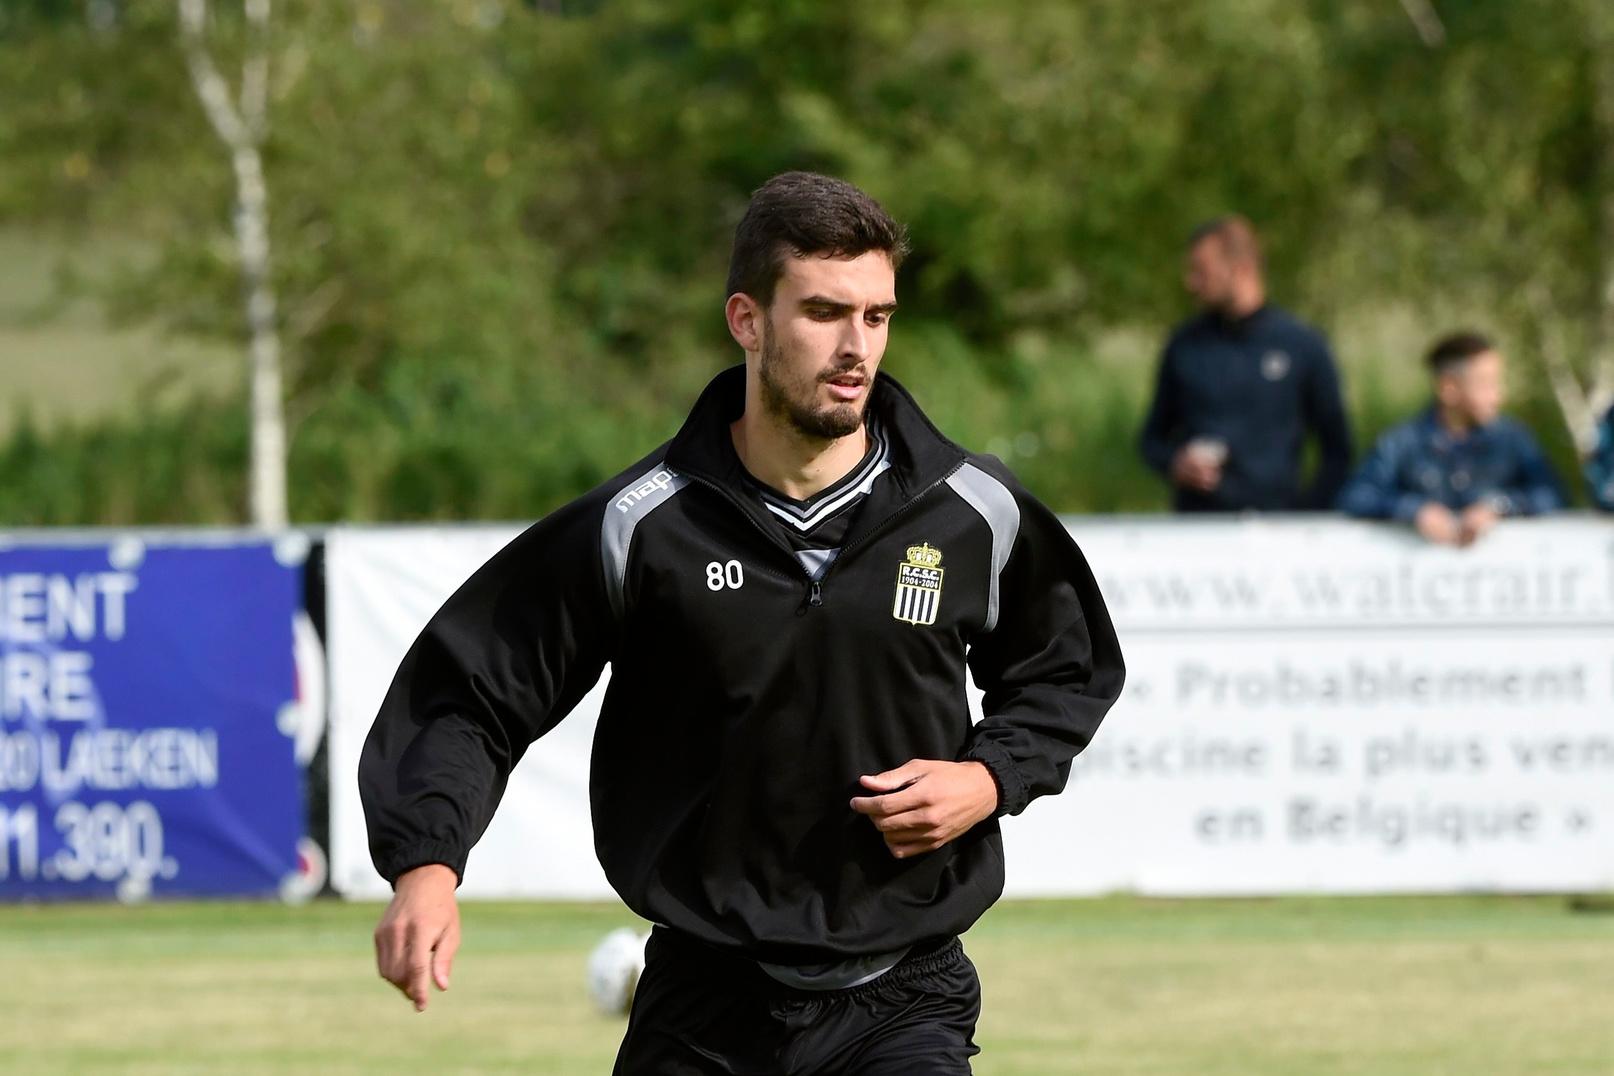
top-left (1139, 216), bottom-right (1353, 512)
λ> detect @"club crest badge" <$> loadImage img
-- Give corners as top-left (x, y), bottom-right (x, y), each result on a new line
top-left (893, 542), bottom-right (944, 626)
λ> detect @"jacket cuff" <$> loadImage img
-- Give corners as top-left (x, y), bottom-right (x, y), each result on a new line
top-left (961, 739), bottom-right (1027, 818)
top-left (377, 841), bottom-right (466, 888)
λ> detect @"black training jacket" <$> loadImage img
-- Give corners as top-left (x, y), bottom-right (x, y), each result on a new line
top-left (359, 365), bottom-right (1125, 964)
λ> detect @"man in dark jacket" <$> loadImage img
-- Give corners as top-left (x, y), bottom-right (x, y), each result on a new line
top-left (1139, 216), bottom-right (1353, 512)
top-left (360, 172), bottom-right (1125, 1074)
top-left (1338, 331), bottom-right (1564, 543)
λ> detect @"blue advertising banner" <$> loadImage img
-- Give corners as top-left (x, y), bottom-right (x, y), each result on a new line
top-left (0, 539), bottom-right (303, 900)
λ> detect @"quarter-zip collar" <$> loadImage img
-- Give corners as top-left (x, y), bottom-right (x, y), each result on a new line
top-left (665, 365), bottom-right (968, 551)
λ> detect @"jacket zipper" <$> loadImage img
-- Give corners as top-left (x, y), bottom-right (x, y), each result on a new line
top-left (681, 472), bottom-right (814, 585)
top-left (813, 459), bottom-right (965, 604)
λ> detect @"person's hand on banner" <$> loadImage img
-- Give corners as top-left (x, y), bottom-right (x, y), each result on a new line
top-left (1414, 502), bottom-right (1461, 545)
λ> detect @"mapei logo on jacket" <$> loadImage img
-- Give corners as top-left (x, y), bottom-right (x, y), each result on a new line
top-left (892, 542), bottom-right (944, 626)
top-left (614, 468), bottom-right (679, 513)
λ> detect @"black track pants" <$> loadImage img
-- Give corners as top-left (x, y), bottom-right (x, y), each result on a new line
top-left (612, 928), bottom-right (981, 1075)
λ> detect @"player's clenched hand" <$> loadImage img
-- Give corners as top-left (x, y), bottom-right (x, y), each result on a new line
top-left (850, 759), bottom-right (1000, 859)
top-left (374, 863), bottom-right (461, 1013)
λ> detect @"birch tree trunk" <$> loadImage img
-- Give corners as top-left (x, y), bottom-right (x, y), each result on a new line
top-left (1525, 4), bottom-right (1614, 457)
top-left (178, 0), bottom-right (288, 528)
top-left (1584, 0), bottom-right (1614, 443)
top-left (1397, 0), bottom-right (1446, 48)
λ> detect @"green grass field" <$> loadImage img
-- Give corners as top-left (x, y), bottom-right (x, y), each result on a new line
top-left (4, 896), bottom-right (1611, 1075)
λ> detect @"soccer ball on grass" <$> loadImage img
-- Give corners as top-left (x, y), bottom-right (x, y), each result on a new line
top-left (586, 928), bottom-right (648, 1016)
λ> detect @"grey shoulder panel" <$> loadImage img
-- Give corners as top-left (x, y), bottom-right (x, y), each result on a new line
top-left (600, 462), bottom-right (690, 621)
top-left (945, 462), bottom-right (1021, 633)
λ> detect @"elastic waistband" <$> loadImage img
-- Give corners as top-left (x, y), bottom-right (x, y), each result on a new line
top-left (791, 937), bottom-right (963, 1003)
top-left (873, 937), bottom-right (963, 985)
top-left (650, 927), bottom-right (962, 1001)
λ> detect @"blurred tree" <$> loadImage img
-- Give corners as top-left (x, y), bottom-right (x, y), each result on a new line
top-left (1531, 0), bottom-right (1614, 456)
top-left (178, 0), bottom-right (287, 527)
top-left (0, 0), bottom-right (1608, 522)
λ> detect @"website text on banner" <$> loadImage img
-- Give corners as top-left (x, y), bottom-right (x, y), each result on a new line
top-left (1025, 516), bottom-right (1614, 895)
top-left (326, 518), bottom-right (1614, 899)
top-left (0, 540), bottom-right (305, 901)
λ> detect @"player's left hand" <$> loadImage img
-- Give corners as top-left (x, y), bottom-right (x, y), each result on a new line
top-left (850, 759), bottom-right (1000, 859)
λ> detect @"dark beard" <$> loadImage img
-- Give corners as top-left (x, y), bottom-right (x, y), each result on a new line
top-left (758, 322), bottom-right (865, 441)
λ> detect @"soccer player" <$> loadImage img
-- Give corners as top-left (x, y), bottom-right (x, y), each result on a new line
top-left (360, 172), bottom-right (1125, 1073)
top-left (1139, 215), bottom-right (1353, 512)
top-left (1337, 331), bottom-right (1565, 543)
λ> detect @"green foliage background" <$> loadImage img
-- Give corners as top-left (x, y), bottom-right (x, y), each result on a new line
top-left (1, 0), bottom-right (1609, 522)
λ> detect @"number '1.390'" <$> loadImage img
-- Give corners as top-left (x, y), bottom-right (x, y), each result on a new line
top-left (0, 801), bottom-right (172, 885)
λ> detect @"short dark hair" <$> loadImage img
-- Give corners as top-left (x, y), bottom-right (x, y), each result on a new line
top-left (726, 172), bottom-right (909, 305)
top-left (1188, 214), bottom-right (1262, 267)
top-left (1426, 330), bottom-right (1495, 375)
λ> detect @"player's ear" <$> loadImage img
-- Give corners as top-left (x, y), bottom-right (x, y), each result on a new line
top-left (726, 293), bottom-right (765, 353)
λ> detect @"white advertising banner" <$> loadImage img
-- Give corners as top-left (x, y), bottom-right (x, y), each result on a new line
top-left (326, 525), bottom-right (612, 900)
top-left (328, 517), bottom-right (1614, 899)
